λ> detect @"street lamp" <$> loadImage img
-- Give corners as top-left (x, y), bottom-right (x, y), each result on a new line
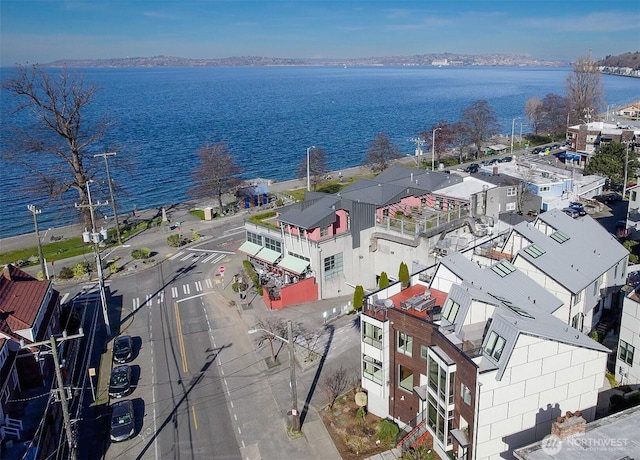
top-left (431, 128), bottom-right (441, 171)
top-left (306, 146), bottom-right (316, 192)
top-left (248, 320), bottom-right (300, 432)
top-left (27, 204), bottom-right (47, 279)
top-left (510, 117), bottom-right (520, 155)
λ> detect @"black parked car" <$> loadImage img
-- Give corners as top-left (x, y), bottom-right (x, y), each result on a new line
top-left (499, 156), bottom-right (513, 163)
top-left (109, 365), bottom-right (132, 398)
top-left (110, 399), bottom-right (135, 442)
top-left (113, 335), bottom-right (133, 363)
top-left (594, 192), bottom-right (622, 204)
top-left (464, 163), bottom-right (479, 173)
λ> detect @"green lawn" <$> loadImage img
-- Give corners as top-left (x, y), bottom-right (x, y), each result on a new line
top-left (0, 236), bottom-right (94, 267)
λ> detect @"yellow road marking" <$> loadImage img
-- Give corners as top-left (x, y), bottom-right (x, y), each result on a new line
top-left (191, 405), bottom-right (198, 430)
top-left (174, 302), bottom-right (189, 373)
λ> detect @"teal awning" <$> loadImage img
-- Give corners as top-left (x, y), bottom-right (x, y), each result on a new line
top-left (255, 247), bottom-right (282, 264)
top-left (277, 256), bottom-right (310, 275)
top-left (238, 241), bottom-right (262, 256)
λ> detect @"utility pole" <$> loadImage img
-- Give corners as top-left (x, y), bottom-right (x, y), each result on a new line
top-left (287, 319), bottom-right (300, 432)
top-left (94, 152), bottom-right (122, 244)
top-left (27, 204), bottom-right (47, 279)
top-left (22, 332), bottom-right (84, 460)
top-left (75, 180), bottom-right (112, 337)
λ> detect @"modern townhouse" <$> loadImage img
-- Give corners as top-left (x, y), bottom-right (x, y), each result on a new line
top-left (496, 209), bottom-right (629, 334)
top-left (615, 284), bottom-right (640, 385)
top-left (361, 252), bottom-right (610, 460)
top-left (0, 264), bottom-right (62, 445)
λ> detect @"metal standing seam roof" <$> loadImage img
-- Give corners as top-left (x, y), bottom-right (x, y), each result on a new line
top-left (435, 253), bottom-right (608, 380)
top-left (338, 179), bottom-right (411, 206)
top-left (277, 195), bottom-right (340, 229)
top-left (512, 209), bottom-right (628, 294)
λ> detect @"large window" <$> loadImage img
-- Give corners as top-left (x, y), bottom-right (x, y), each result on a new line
top-left (507, 187), bottom-right (517, 197)
top-left (398, 364), bottom-right (414, 392)
top-left (442, 299), bottom-right (460, 323)
top-left (320, 226), bottom-right (329, 237)
top-left (461, 383), bottom-right (472, 405)
top-left (247, 232), bottom-right (262, 245)
top-left (362, 322), bottom-right (383, 349)
top-left (620, 340), bottom-right (635, 366)
top-left (397, 331), bottom-right (413, 356)
top-left (484, 331), bottom-right (506, 361)
top-left (263, 237), bottom-right (281, 253)
top-left (324, 253), bottom-right (343, 279)
top-left (363, 355), bottom-right (383, 384)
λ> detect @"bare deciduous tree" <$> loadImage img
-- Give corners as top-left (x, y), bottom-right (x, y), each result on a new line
top-left (525, 97), bottom-right (543, 135)
top-left (189, 141), bottom-right (244, 213)
top-left (251, 317), bottom-right (287, 364)
top-left (320, 364), bottom-right (353, 409)
top-left (362, 132), bottom-right (402, 172)
top-left (419, 120), bottom-right (456, 165)
top-left (459, 100), bottom-right (500, 159)
top-left (2, 65), bottom-right (113, 229)
top-left (297, 324), bottom-right (322, 361)
top-left (539, 93), bottom-right (569, 135)
top-left (296, 146), bottom-right (329, 191)
top-left (565, 54), bottom-right (604, 125)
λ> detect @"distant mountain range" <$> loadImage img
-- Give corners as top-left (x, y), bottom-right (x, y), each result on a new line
top-left (41, 53), bottom-right (567, 68)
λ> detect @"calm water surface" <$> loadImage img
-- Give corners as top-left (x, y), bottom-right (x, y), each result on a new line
top-left (1, 66), bottom-right (638, 238)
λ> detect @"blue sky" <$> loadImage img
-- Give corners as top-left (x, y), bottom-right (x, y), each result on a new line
top-left (1, 1), bottom-right (638, 66)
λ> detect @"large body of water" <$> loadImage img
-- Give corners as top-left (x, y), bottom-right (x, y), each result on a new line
top-left (1, 66), bottom-right (638, 239)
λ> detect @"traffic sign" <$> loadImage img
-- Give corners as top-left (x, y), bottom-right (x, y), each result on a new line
top-left (218, 266), bottom-right (225, 275)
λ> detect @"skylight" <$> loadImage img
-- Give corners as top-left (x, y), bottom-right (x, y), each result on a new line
top-left (489, 293), bottom-right (536, 319)
top-left (550, 231), bottom-right (570, 244)
top-left (523, 244), bottom-right (546, 258)
top-left (490, 260), bottom-right (516, 277)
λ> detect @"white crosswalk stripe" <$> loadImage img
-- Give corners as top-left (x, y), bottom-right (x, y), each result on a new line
top-left (205, 278), bottom-right (213, 289)
top-left (183, 284), bottom-right (190, 295)
top-left (195, 281), bottom-right (203, 292)
top-left (169, 251), bottom-right (184, 260)
top-left (132, 298), bottom-right (140, 311)
top-left (201, 253), bottom-right (217, 263)
top-left (158, 291), bottom-right (164, 304)
top-left (207, 254), bottom-right (225, 265)
top-left (180, 253), bottom-right (194, 261)
top-left (146, 294), bottom-right (152, 306)
top-left (172, 287), bottom-right (179, 298)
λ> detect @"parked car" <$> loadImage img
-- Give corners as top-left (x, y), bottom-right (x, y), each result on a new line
top-left (594, 192), bottom-right (622, 204)
top-left (113, 335), bottom-right (133, 363)
top-left (464, 163), bottom-right (479, 173)
top-left (532, 147), bottom-right (541, 154)
top-left (109, 365), bottom-right (132, 398)
top-left (569, 202), bottom-right (587, 216)
top-left (627, 271), bottom-right (640, 287)
top-left (562, 208), bottom-right (580, 218)
top-left (110, 400), bottom-right (135, 442)
top-left (499, 156), bottom-right (513, 163)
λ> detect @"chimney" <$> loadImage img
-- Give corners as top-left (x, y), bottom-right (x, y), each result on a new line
top-left (550, 411), bottom-right (586, 440)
